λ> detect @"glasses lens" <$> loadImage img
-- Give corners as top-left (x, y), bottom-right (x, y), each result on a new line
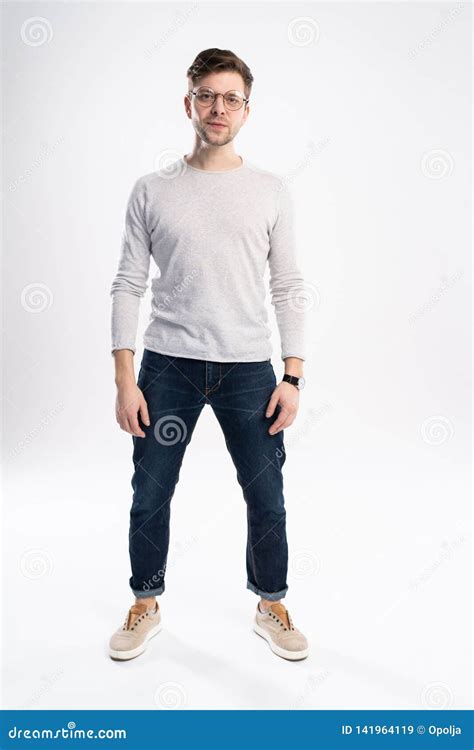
top-left (224, 91), bottom-right (244, 110)
top-left (193, 88), bottom-right (244, 109)
top-left (195, 88), bottom-right (214, 105)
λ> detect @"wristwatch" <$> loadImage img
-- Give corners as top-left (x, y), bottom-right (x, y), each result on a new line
top-left (282, 374), bottom-right (306, 390)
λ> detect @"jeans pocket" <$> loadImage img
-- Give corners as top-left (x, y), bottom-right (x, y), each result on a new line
top-left (141, 349), bottom-right (170, 377)
top-left (236, 360), bottom-right (275, 389)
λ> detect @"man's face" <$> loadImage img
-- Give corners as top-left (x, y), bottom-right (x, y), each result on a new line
top-left (185, 71), bottom-right (249, 147)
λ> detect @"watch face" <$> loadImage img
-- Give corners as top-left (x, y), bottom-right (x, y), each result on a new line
top-left (298, 377), bottom-right (306, 389)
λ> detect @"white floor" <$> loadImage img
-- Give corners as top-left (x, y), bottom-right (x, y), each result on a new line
top-left (2, 0), bottom-right (471, 713)
top-left (2, 403), bottom-right (471, 711)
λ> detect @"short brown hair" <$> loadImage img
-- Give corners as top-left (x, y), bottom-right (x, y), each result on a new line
top-left (187, 48), bottom-right (254, 99)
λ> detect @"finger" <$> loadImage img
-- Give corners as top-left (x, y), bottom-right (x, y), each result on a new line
top-left (119, 414), bottom-right (134, 435)
top-left (268, 407), bottom-right (292, 434)
top-left (120, 412), bottom-right (145, 438)
top-left (265, 394), bottom-right (280, 418)
top-left (129, 413), bottom-right (146, 438)
top-left (270, 412), bottom-right (295, 434)
top-left (139, 398), bottom-right (150, 426)
top-left (118, 416), bottom-right (130, 433)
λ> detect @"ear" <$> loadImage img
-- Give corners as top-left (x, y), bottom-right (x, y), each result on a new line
top-left (184, 94), bottom-right (192, 119)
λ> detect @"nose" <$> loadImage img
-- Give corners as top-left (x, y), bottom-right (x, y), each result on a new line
top-left (210, 93), bottom-right (226, 116)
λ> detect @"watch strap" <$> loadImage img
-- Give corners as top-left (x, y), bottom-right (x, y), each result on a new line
top-left (282, 374), bottom-right (301, 388)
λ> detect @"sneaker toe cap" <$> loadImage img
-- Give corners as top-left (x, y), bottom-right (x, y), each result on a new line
top-left (109, 632), bottom-right (136, 650)
top-left (281, 632), bottom-right (308, 651)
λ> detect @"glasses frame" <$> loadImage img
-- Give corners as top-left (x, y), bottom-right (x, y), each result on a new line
top-left (187, 86), bottom-right (250, 110)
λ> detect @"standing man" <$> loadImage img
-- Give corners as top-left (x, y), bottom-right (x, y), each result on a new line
top-left (109, 48), bottom-right (308, 662)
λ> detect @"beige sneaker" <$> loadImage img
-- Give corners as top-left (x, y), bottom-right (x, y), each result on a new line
top-left (253, 602), bottom-right (309, 660)
top-left (109, 601), bottom-right (162, 660)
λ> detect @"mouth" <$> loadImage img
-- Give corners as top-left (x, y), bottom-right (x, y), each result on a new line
top-left (208, 122), bottom-right (227, 129)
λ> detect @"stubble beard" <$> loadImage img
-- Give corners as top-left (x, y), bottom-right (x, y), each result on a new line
top-left (195, 119), bottom-right (234, 147)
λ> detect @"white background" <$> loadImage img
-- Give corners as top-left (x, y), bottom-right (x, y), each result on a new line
top-left (2, 1), bottom-right (471, 710)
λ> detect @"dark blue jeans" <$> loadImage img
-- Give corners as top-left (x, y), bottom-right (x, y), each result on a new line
top-left (129, 348), bottom-right (288, 601)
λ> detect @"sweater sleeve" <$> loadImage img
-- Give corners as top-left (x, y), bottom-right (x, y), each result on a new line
top-left (268, 180), bottom-right (307, 361)
top-left (110, 178), bottom-right (152, 356)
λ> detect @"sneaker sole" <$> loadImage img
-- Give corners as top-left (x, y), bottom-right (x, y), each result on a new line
top-left (109, 621), bottom-right (163, 661)
top-left (253, 622), bottom-right (309, 661)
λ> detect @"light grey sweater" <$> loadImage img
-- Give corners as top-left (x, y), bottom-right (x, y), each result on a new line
top-left (110, 156), bottom-right (306, 362)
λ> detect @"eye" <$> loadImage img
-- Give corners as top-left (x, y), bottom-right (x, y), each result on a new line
top-left (196, 89), bottom-right (213, 102)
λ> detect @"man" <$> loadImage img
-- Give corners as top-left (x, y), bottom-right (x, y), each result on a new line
top-left (108, 48), bottom-right (308, 662)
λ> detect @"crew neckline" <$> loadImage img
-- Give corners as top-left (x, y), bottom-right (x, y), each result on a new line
top-left (181, 154), bottom-right (245, 174)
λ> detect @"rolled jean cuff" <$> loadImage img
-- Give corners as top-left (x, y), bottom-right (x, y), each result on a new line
top-left (246, 580), bottom-right (288, 600)
top-left (130, 582), bottom-right (165, 598)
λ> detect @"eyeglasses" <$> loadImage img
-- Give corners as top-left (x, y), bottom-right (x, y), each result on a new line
top-left (187, 86), bottom-right (249, 111)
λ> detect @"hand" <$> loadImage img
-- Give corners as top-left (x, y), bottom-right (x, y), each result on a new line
top-left (115, 380), bottom-right (150, 438)
top-left (265, 381), bottom-right (300, 435)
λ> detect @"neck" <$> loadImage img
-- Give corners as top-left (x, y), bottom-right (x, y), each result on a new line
top-left (184, 148), bottom-right (242, 172)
